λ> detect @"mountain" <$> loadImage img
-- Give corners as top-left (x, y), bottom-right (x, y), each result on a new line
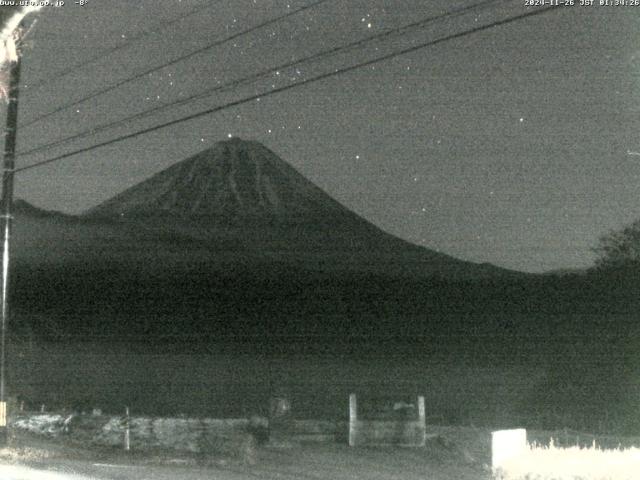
top-left (80, 138), bottom-right (512, 278)
top-left (7, 139), bottom-right (526, 341)
top-left (86, 138), bottom-right (352, 222)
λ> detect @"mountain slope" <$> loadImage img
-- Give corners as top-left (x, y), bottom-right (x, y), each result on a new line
top-left (80, 138), bottom-right (514, 279)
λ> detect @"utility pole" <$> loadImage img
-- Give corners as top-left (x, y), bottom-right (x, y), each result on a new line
top-left (0, 27), bottom-right (23, 445)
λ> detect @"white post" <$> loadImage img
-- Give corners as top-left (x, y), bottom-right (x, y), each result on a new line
top-left (124, 406), bottom-right (130, 451)
top-left (417, 396), bottom-right (425, 424)
top-left (348, 394), bottom-right (357, 447)
top-left (491, 428), bottom-right (527, 472)
top-left (417, 396), bottom-right (426, 446)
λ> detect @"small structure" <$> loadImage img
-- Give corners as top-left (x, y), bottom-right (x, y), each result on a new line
top-left (348, 393), bottom-right (426, 447)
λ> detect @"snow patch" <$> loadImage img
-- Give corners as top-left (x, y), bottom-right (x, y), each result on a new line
top-left (12, 414), bottom-right (65, 436)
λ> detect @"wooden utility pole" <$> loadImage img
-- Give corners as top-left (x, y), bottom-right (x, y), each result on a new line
top-left (0, 30), bottom-right (22, 445)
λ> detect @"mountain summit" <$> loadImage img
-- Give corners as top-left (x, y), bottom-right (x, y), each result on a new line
top-left (86, 138), bottom-right (351, 224)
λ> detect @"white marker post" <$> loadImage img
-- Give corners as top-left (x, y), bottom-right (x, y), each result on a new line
top-left (348, 394), bottom-right (357, 447)
top-left (123, 406), bottom-right (130, 451)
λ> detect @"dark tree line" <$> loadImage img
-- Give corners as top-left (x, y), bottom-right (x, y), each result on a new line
top-left (594, 219), bottom-right (640, 269)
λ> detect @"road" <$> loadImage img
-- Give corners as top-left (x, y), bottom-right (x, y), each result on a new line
top-left (0, 443), bottom-right (491, 480)
top-left (0, 459), bottom-right (255, 480)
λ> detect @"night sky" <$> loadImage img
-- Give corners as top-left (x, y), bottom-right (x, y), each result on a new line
top-left (4, 0), bottom-right (640, 273)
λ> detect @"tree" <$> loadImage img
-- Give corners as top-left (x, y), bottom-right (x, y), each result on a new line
top-left (0, 6), bottom-right (42, 100)
top-left (593, 220), bottom-right (640, 269)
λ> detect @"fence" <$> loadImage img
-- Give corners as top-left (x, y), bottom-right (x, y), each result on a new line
top-left (348, 393), bottom-right (426, 447)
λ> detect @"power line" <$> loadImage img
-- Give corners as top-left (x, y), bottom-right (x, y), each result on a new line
top-left (19, 0), bottom-right (332, 129)
top-left (27, 2), bottom-right (217, 90)
top-left (16, 5), bottom-right (558, 175)
top-left (17, 0), bottom-right (509, 158)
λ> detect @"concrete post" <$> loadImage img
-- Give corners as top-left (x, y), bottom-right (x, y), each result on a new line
top-left (417, 396), bottom-right (425, 423)
top-left (348, 393), bottom-right (357, 447)
top-left (123, 406), bottom-right (130, 451)
top-left (417, 395), bottom-right (426, 446)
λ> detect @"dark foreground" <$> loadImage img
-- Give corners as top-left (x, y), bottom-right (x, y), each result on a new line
top-left (6, 333), bottom-right (639, 436)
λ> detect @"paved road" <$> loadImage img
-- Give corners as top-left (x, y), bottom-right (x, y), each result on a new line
top-left (0, 459), bottom-right (253, 480)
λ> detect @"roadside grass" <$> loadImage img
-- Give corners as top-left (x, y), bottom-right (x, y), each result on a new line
top-left (7, 413), bottom-right (260, 467)
top-left (12, 417), bottom-right (640, 480)
top-left (7, 398), bottom-right (640, 479)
